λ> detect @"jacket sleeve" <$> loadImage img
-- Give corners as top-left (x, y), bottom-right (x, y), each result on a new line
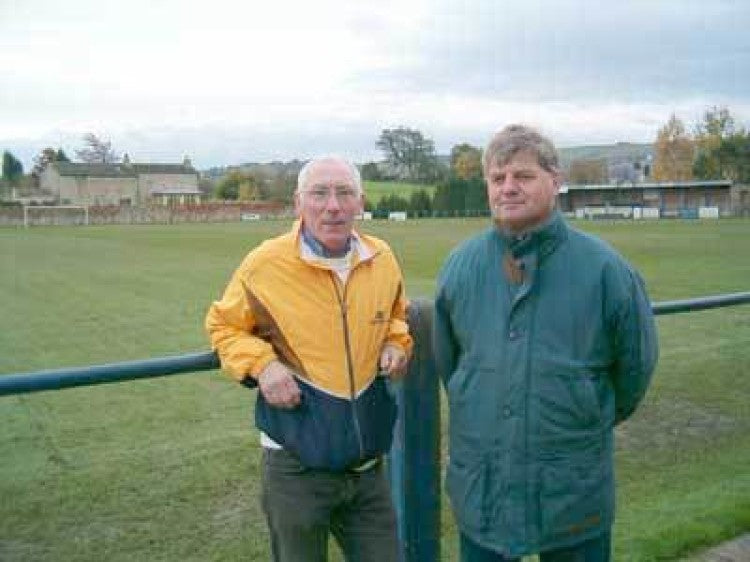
top-left (205, 260), bottom-right (278, 386)
top-left (385, 277), bottom-right (414, 359)
top-left (609, 268), bottom-right (659, 424)
top-left (433, 271), bottom-right (460, 386)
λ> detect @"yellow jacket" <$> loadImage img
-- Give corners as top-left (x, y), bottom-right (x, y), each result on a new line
top-left (205, 220), bottom-right (413, 399)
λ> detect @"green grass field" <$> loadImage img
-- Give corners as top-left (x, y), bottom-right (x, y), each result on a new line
top-left (1, 218), bottom-right (749, 561)
top-left (363, 180), bottom-right (436, 205)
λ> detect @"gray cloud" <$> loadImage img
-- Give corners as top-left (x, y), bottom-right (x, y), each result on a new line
top-left (354, 1), bottom-right (750, 103)
top-left (2, 0), bottom-right (749, 169)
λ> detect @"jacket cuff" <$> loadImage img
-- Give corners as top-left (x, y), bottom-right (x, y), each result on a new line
top-left (240, 375), bottom-right (258, 389)
top-left (247, 350), bottom-right (279, 380)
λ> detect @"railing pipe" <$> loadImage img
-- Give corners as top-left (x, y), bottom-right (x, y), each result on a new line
top-left (2, 292), bottom-right (748, 398)
top-left (0, 351), bottom-right (219, 396)
top-left (651, 291), bottom-right (750, 315)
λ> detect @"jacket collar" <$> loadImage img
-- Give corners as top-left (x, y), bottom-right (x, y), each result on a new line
top-left (300, 224), bottom-right (352, 258)
top-left (497, 211), bottom-right (567, 261)
top-left (291, 219), bottom-right (374, 266)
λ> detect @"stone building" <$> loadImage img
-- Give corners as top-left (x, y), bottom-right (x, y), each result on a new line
top-left (39, 155), bottom-right (201, 206)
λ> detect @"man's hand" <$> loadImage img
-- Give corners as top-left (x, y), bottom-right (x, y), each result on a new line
top-left (258, 360), bottom-right (301, 409)
top-left (379, 344), bottom-right (408, 380)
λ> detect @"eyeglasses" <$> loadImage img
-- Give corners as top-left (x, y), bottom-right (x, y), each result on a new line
top-left (301, 186), bottom-right (360, 204)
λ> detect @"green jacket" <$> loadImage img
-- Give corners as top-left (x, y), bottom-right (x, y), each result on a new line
top-left (434, 212), bottom-right (658, 557)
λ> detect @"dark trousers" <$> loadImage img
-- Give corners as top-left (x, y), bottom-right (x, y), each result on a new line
top-left (260, 448), bottom-right (399, 562)
top-left (460, 530), bottom-right (611, 562)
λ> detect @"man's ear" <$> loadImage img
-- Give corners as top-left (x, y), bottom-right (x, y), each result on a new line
top-left (293, 191), bottom-right (302, 216)
top-left (551, 168), bottom-right (563, 193)
top-left (357, 192), bottom-right (365, 213)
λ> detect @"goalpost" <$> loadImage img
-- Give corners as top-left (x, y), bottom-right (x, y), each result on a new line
top-left (23, 205), bottom-right (90, 227)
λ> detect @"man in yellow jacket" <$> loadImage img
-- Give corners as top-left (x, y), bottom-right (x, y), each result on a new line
top-left (206, 155), bottom-right (413, 562)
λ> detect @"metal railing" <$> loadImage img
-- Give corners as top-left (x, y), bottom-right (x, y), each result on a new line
top-left (2, 291), bottom-right (749, 562)
top-left (3, 292), bottom-right (749, 398)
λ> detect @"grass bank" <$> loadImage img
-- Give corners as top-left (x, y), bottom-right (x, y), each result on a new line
top-left (363, 180), bottom-right (435, 206)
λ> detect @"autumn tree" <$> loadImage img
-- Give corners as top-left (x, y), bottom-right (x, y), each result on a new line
top-left (215, 169), bottom-right (265, 201)
top-left (567, 158), bottom-right (608, 184)
top-left (450, 143), bottom-right (482, 180)
top-left (693, 106), bottom-right (750, 182)
top-left (75, 133), bottom-right (119, 164)
top-left (651, 114), bottom-right (694, 181)
top-left (714, 131), bottom-right (750, 183)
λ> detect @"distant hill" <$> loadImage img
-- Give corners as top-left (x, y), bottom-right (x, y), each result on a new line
top-left (199, 143), bottom-right (654, 176)
top-left (201, 160), bottom-right (304, 179)
top-left (558, 142), bottom-right (653, 169)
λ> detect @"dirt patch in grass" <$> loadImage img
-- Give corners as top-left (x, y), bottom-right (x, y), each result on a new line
top-left (616, 397), bottom-right (740, 452)
top-left (0, 540), bottom-right (48, 560)
top-left (211, 488), bottom-right (254, 529)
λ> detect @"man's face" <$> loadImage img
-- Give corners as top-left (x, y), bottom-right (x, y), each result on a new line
top-left (294, 160), bottom-right (364, 253)
top-left (486, 150), bottom-right (560, 233)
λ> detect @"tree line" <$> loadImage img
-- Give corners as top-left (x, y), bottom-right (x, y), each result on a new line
top-left (3, 107), bottom-right (749, 207)
top-left (363, 141), bottom-right (486, 214)
top-left (651, 106), bottom-right (750, 184)
top-left (1, 134), bottom-right (115, 195)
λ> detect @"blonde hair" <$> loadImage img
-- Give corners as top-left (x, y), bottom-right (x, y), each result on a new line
top-left (482, 124), bottom-right (559, 175)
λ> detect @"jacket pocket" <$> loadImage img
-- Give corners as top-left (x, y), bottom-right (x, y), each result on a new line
top-left (538, 459), bottom-right (607, 544)
top-left (533, 363), bottom-right (605, 454)
top-left (263, 447), bottom-right (308, 476)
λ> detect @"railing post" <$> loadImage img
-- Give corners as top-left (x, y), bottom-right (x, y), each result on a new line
top-left (388, 298), bottom-right (441, 562)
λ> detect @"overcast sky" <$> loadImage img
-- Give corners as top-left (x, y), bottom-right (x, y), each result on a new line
top-left (2, 0), bottom-right (748, 170)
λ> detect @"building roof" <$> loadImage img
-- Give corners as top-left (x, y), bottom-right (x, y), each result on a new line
top-left (52, 161), bottom-right (197, 178)
top-left (131, 163), bottom-right (196, 175)
top-left (562, 180), bottom-right (732, 192)
top-left (54, 162), bottom-right (137, 178)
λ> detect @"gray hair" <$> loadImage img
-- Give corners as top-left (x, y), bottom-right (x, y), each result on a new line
top-left (296, 155), bottom-right (363, 194)
top-left (482, 124), bottom-right (559, 175)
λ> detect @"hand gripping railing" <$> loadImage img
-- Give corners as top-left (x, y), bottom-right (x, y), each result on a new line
top-left (1, 292), bottom-right (749, 562)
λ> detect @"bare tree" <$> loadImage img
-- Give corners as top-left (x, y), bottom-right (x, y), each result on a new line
top-left (377, 127), bottom-right (441, 182)
top-left (75, 133), bottom-right (120, 164)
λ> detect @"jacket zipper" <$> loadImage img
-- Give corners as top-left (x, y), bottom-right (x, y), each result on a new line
top-left (331, 274), bottom-right (365, 461)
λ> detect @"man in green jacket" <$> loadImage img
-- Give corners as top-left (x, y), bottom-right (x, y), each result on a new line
top-left (434, 124), bottom-right (659, 561)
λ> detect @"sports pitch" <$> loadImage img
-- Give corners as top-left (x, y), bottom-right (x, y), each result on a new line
top-left (1, 218), bottom-right (749, 561)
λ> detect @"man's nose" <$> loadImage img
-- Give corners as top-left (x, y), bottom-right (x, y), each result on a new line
top-left (498, 177), bottom-right (519, 194)
top-left (323, 191), bottom-right (343, 210)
